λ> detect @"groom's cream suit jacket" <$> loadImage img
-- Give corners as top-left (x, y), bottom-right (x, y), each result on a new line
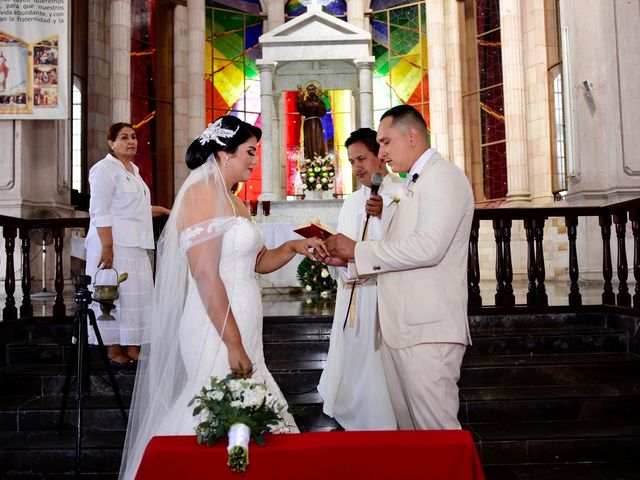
top-left (354, 150), bottom-right (474, 350)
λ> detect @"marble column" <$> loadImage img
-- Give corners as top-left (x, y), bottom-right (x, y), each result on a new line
top-left (355, 57), bottom-right (375, 129)
top-left (425, 0), bottom-right (449, 158)
top-left (257, 61), bottom-right (277, 201)
top-left (110, 0), bottom-right (131, 123)
top-left (444, 0), bottom-right (466, 172)
top-left (500, 0), bottom-right (531, 203)
top-left (266, 0), bottom-right (285, 32)
top-left (188, 0), bottom-right (205, 141)
top-left (347, 0), bottom-right (366, 31)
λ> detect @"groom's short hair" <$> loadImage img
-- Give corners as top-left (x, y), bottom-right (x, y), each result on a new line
top-left (380, 105), bottom-right (429, 140)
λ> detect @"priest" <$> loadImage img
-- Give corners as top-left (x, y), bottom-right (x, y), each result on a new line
top-left (317, 128), bottom-right (403, 430)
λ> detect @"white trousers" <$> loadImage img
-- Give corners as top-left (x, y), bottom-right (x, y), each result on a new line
top-left (380, 339), bottom-right (466, 430)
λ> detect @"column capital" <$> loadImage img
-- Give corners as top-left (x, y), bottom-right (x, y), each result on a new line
top-left (354, 56), bottom-right (375, 68)
top-left (256, 60), bottom-right (276, 71)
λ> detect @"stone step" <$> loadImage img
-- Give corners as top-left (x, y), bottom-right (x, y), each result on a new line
top-left (6, 324), bottom-right (628, 367)
top-left (4, 420), bottom-right (639, 475)
top-left (0, 391), bottom-right (338, 434)
top-left (473, 420), bottom-right (640, 465)
top-left (2, 352), bottom-right (638, 397)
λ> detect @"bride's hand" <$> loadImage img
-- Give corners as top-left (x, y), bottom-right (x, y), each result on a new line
top-left (292, 237), bottom-right (329, 260)
top-left (228, 345), bottom-right (253, 378)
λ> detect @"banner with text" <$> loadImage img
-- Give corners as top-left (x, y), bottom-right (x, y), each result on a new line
top-left (0, 0), bottom-right (68, 119)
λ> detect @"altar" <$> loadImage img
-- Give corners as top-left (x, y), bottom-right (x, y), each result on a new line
top-left (255, 198), bottom-right (341, 291)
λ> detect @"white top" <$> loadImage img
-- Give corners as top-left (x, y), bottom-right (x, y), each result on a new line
top-left (85, 154), bottom-right (154, 249)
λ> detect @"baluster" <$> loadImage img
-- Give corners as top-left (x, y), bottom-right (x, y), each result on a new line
top-left (19, 227), bottom-right (33, 318)
top-left (534, 217), bottom-right (548, 306)
top-left (523, 218), bottom-right (537, 306)
top-left (493, 218), bottom-right (505, 306)
top-left (613, 211), bottom-right (631, 307)
top-left (3, 226), bottom-right (18, 320)
top-left (599, 213), bottom-right (615, 305)
top-left (468, 217), bottom-right (482, 308)
top-left (631, 208), bottom-right (640, 308)
top-left (565, 215), bottom-right (581, 307)
top-left (502, 219), bottom-right (514, 306)
top-left (52, 227), bottom-right (66, 318)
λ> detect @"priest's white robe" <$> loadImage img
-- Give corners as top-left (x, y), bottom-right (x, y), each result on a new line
top-left (317, 175), bottom-right (402, 430)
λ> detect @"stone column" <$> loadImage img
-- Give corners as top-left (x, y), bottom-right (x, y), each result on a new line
top-left (426, 0), bottom-right (449, 158)
top-left (257, 61), bottom-right (277, 201)
top-left (174, 4), bottom-right (190, 189)
top-left (444, 0), bottom-right (466, 172)
top-left (188, 0), bottom-right (205, 141)
top-left (347, 0), bottom-right (366, 31)
top-left (266, 0), bottom-right (285, 32)
top-left (500, 0), bottom-right (531, 203)
top-left (355, 57), bottom-right (375, 129)
top-left (110, 0), bottom-right (131, 123)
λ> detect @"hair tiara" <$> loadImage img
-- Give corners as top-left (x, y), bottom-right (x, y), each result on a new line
top-left (198, 118), bottom-right (239, 146)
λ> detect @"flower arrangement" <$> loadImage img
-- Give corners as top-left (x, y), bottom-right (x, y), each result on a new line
top-left (189, 375), bottom-right (289, 473)
top-left (296, 257), bottom-right (337, 296)
top-left (300, 154), bottom-right (335, 191)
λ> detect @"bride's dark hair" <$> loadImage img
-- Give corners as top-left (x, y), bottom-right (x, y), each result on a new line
top-left (185, 116), bottom-right (262, 170)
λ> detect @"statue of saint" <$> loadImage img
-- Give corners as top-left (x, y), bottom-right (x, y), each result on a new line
top-left (296, 82), bottom-right (328, 159)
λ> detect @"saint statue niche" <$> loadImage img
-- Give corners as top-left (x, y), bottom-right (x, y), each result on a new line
top-left (296, 81), bottom-right (328, 159)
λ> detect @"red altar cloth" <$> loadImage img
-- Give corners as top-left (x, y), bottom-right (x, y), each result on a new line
top-left (136, 430), bottom-right (485, 480)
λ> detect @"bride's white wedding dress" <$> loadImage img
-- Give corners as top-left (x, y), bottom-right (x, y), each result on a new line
top-left (155, 216), bottom-right (298, 435)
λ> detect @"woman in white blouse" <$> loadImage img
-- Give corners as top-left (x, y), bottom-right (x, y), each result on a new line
top-left (86, 122), bottom-right (170, 365)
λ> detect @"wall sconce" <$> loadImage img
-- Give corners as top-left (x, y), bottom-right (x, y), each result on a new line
top-left (582, 80), bottom-right (594, 93)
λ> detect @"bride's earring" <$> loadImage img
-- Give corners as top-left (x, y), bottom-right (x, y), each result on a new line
top-left (223, 156), bottom-right (230, 168)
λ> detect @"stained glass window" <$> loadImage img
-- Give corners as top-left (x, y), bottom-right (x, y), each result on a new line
top-left (205, 1), bottom-right (263, 201)
top-left (371, 2), bottom-right (430, 132)
top-left (475, 0), bottom-right (506, 199)
top-left (131, 0), bottom-right (174, 205)
top-left (131, 0), bottom-right (158, 197)
top-left (285, 1), bottom-right (347, 21)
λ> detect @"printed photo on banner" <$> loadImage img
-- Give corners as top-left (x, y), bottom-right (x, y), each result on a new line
top-left (0, 0), bottom-right (68, 119)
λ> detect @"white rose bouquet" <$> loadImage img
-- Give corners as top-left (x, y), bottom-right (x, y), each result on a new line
top-left (299, 153), bottom-right (335, 191)
top-left (189, 375), bottom-right (289, 473)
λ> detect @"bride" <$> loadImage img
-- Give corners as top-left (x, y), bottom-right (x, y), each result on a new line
top-left (119, 116), bottom-right (328, 479)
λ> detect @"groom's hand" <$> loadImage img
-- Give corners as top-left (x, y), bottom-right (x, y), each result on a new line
top-left (326, 234), bottom-right (356, 262)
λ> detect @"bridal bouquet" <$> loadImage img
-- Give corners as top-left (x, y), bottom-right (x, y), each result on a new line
top-left (189, 375), bottom-right (288, 473)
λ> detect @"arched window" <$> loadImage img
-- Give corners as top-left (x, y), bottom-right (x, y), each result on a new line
top-left (71, 81), bottom-right (83, 193)
top-left (547, 0), bottom-right (567, 196)
top-left (205, 1), bottom-right (263, 201)
top-left (370, 1), bottom-right (430, 131)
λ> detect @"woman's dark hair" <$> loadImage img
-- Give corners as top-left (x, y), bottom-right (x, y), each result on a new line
top-left (186, 116), bottom-right (262, 170)
top-left (344, 127), bottom-right (379, 157)
top-left (107, 122), bottom-right (134, 142)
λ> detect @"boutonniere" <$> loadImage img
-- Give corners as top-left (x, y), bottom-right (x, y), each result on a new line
top-left (383, 189), bottom-right (406, 207)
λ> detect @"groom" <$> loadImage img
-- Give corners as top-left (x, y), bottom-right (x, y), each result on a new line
top-left (324, 105), bottom-right (474, 430)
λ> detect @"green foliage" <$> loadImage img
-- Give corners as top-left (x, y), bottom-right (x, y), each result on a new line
top-left (296, 257), bottom-right (337, 295)
top-left (189, 375), bottom-right (289, 473)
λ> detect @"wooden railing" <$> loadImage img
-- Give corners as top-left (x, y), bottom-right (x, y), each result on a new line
top-left (1, 197), bottom-right (639, 321)
top-left (468, 197), bottom-right (640, 314)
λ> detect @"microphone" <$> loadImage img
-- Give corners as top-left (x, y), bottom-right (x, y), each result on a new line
top-left (366, 172), bottom-right (384, 219)
top-left (370, 172), bottom-right (383, 196)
